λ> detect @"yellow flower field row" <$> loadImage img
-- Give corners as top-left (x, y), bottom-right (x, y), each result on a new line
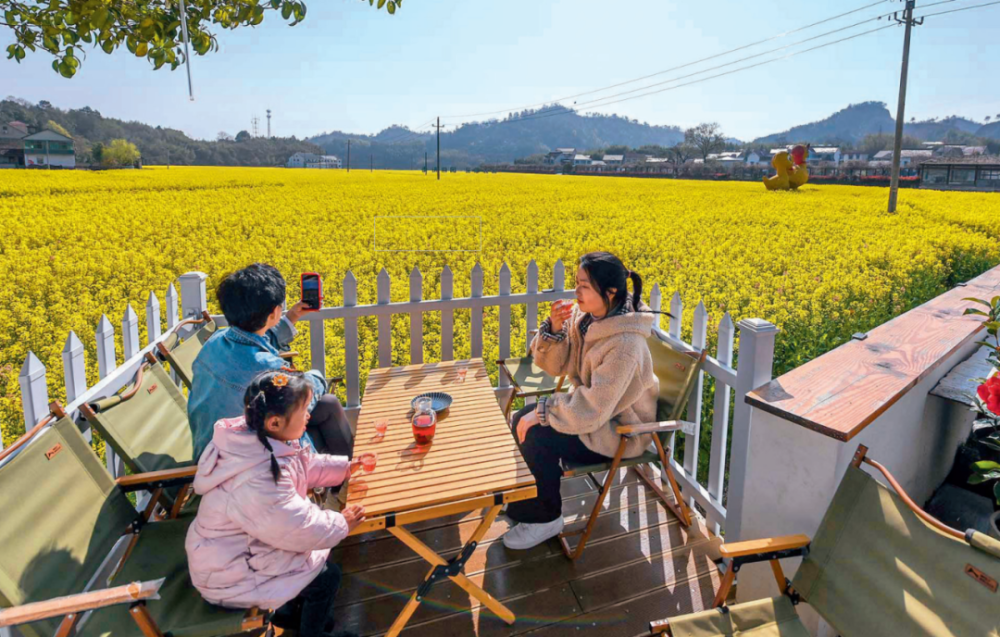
top-left (1, 167), bottom-right (999, 448)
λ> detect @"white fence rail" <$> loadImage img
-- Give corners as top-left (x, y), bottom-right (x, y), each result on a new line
top-left (5, 261), bottom-right (775, 538)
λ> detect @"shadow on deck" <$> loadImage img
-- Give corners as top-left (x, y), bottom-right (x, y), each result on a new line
top-left (331, 469), bottom-right (723, 637)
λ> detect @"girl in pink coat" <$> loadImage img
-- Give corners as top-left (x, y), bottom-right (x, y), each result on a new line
top-left (185, 369), bottom-right (365, 637)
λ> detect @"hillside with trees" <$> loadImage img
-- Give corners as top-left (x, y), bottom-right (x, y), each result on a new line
top-left (0, 97), bottom-right (323, 165)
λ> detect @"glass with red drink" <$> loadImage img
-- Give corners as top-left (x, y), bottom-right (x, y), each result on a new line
top-left (358, 452), bottom-right (377, 473)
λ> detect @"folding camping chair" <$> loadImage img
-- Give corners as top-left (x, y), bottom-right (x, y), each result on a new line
top-left (497, 353), bottom-right (568, 420)
top-left (0, 415), bottom-right (266, 637)
top-left (79, 353), bottom-right (196, 518)
top-left (649, 444), bottom-right (1000, 636)
top-left (155, 312), bottom-right (218, 390)
top-left (557, 334), bottom-right (704, 560)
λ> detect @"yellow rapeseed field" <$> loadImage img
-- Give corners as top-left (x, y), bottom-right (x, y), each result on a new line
top-left (2, 167), bottom-right (999, 451)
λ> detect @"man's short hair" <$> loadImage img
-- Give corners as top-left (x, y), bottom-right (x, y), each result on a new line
top-left (216, 263), bottom-right (286, 332)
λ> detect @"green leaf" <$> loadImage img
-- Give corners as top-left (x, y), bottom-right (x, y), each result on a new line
top-left (972, 460), bottom-right (1000, 471)
top-left (57, 60), bottom-right (75, 77)
top-left (387, 1), bottom-right (395, 14)
top-left (963, 297), bottom-right (990, 307)
top-left (995, 481), bottom-right (1000, 507)
top-left (135, 42), bottom-right (148, 57)
top-left (964, 309), bottom-right (988, 316)
top-left (281, 3), bottom-right (292, 19)
top-left (378, 0), bottom-right (386, 8)
top-left (92, 8), bottom-right (110, 28)
top-left (980, 440), bottom-right (1000, 453)
top-left (969, 471), bottom-right (1000, 485)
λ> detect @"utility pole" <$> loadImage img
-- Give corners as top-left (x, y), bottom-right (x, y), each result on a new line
top-left (347, 139), bottom-right (351, 173)
top-left (370, 154), bottom-right (373, 172)
top-left (266, 109), bottom-right (272, 138)
top-left (433, 117), bottom-right (445, 180)
top-left (424, 152), bottom-right (428, 175)
top-left (888, 0), bottom-right (922, 213)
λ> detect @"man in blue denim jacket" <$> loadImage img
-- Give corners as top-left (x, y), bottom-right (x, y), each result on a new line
top-left (188, 263), bottom-right (353, 461)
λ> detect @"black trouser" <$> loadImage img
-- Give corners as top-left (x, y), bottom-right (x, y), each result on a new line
top-left (275, 560), bottom-right (343, 637)
top-left (505, 404), bottom-right (612, 524)
top-left (307, 394), bottom-right (355, 459)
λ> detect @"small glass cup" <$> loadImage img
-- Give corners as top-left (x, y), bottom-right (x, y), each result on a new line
top-left (456, 368), bottom-right (468, 383)
top-left (375, 419), bottom-right (389, 435)
top-left (359, 452), bottom-right (377, 473)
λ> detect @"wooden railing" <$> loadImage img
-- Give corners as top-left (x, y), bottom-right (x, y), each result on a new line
top-left (5, 262), bottom-right (776, 538)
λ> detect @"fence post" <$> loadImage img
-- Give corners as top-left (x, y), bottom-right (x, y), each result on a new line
top-left (726, 318), bottom-right (778, 542)
top-left (683, 301), bottom-right (708, 501)
top-left (526, 260), bottom-right (539, 352)
top-left (62, 331), bottom-right (88, 403)
top-left (122, 304), bottom-right (140, 360)
top-left (19, 352), bottom-right (48, 428)
top-left (95, 314), bottom-right (122, 477)
top-left (441, 266), bottom-right (454, 362)
top-left (409, 267), bottom-right (423, 365)
top-left (146, 292), bottom-right (162, 344)
top-left (178, 272), bottom-right (208, 320)
top-left (708, 312), bottom-right (735, 535)
top-left (165, 283), bottom-right (179, 330)
top-left (470, 263), bottom-right (483, 359)
top-left (343, 271), bottom-right (360, 408)
top-left (498, 263), bottom-right (511, 388)
top-left (377, 268), bottom-right (391, 368)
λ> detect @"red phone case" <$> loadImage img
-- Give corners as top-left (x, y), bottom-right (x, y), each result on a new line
top-left (300, 272), bottom-right (323, 311)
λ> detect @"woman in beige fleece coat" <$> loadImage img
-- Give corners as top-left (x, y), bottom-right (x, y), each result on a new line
top-left (502, 252), bottom-right (661, 550)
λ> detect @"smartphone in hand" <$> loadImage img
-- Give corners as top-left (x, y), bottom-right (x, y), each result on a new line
top-left (300, 273), bottom-right (323, 311)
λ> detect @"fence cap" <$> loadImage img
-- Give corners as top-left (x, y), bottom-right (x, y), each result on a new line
top-left (737, 318), bottom-right (779, 334)
top-left (19, 351), bottom-right (45, 380)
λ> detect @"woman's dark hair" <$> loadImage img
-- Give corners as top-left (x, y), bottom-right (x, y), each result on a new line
top-left (243, 369), bottom-right (313, 484)
top-left (217, 263), bottom-right (286, 332)
top-left (579, 252), bottom-right (672, 318)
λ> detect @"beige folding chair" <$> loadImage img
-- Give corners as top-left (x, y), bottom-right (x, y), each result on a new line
top-left (650, 444), bottom-right (1000, 636)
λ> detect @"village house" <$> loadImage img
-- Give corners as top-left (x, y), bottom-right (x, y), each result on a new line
top-left (921, 155), bottom-right (1000, 192)
top-left (287, 152), bottom-right (342, 169)
top-left (0, 121), bottom-right (28, 168)
top-left (602, 154), bottom-right (624, 166)
top-left (543, 148), bottom-right (576, 165)
top-left (23, 129), bottom-right (76, 168)
top-left (573, 154), bottom-right (593, 166)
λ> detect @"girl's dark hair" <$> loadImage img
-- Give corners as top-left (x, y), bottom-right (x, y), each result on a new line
top-left (579, 252), bottom-right (671, 318)
top-left (243, 369), bottom-right (313, 484)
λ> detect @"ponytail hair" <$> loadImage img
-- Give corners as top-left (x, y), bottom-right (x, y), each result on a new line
top-left (243, 369), bottom-right (313, 484)
top-left (579, 252), bottom-right (672, 318)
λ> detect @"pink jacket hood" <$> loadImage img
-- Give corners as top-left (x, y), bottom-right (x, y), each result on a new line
top-left (185, 417), bottom-right (351, 610)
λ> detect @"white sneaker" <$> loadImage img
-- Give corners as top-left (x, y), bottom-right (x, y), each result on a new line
top-left (502, 517), bottom-right (565, 550)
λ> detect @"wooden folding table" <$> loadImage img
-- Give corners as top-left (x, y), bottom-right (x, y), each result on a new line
top-left (347, 358), bottom-right (537, 636)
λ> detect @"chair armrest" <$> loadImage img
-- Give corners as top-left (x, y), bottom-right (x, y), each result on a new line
top-left (719, 534), bottom-right (811, 559)
top-left (116, 466), bottom-right (197, 492)
top-left (278, 351), bottom-right (299, 360)
top-left (0, 580), bottom-right (164, 627)
top-left (615, 420), bottom-right (693, 436)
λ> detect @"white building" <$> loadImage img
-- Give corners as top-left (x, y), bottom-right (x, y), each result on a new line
top-left (572, 154), bottom-right (592, 166)
top-left (873, 149), bottom-right (933, 167)
top-left (23, 130), bottom-right (76, 168)
top-left (307, 155), bottom-right (342, 169)
top-left (543, 148), bottom-right (576, 165)
top-left (809, 147), bottom-right (841, 165)
top-left (842, 152), bottom-right (869, 162)
top-left (603, 154), bottom-right (624, 166)
top-left (287, 152), bottom-right (319, 168)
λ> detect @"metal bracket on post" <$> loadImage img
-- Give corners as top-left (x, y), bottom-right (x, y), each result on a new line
top-left (178, 272), bottom-right (208, 325)
top-left (851, 332), bottom-right (868, 341)
top-left (415, 541), bottom-right (478, 601)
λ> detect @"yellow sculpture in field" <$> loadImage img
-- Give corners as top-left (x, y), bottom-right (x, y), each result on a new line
top-left (763, 144), bottom-right (809, 191)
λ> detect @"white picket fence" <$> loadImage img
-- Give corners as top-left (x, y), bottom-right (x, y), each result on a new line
top-left (8, 261), bottom-right (776, 540)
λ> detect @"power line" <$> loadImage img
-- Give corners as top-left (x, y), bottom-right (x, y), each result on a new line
top-left (439, 0), bottom-right (892, 122)
top-left (501, 21), bottom-right (900, 127)
top-left (493, 0), bottom-right (998, 129)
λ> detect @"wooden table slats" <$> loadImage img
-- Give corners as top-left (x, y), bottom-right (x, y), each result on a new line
top-left (347, 358), bottom-right (537, 524)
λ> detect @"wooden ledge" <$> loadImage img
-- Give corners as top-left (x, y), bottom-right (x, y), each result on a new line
top-left (746, 264), bottom-right (1000, 442)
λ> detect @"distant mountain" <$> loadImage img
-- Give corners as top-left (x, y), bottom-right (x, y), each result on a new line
top-left (308, 105), bottom-right (685, 169)
top-left (0, 97), bottom-right (323, 166)
top-left (754, 101), bottom-right (895, 144)
top-left (754, 101), bottom-right (993, 146)
top-left (977, 121), bottom-right (1000, 141)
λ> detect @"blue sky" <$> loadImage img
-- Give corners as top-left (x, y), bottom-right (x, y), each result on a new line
top-left (1, 0), bottom-right (998, 141)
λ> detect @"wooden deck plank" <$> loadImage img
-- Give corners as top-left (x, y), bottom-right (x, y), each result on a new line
top-left (523, 570), bottom-right (721, 637)
top-left (334, 477), bottom-right (657, 575)
top-left (745, 265), bottom-right (1000, 441)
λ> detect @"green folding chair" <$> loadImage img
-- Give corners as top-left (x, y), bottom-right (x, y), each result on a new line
top-left (650, 444), bottom-right (1000, 636)
top-left (79, 353), bottom-right (196, 518)
top-left (155, 312), bottom-right (218, 390)
top-left (0, 415), bottom-right (264, 637)
top-left (497, 353), bottom-right (568, 421)
top-left (557, 334), bottom-right (704, 560)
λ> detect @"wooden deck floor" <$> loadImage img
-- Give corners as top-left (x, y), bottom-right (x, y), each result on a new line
top-left (330, 469), bottom-right (724, 637)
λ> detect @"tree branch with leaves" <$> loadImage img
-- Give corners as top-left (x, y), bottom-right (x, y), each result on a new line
top-left (4, 0), bottom-right (400, 77)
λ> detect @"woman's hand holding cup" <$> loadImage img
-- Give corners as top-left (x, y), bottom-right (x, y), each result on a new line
top-left (549, 299), bottom-right (574, 332)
